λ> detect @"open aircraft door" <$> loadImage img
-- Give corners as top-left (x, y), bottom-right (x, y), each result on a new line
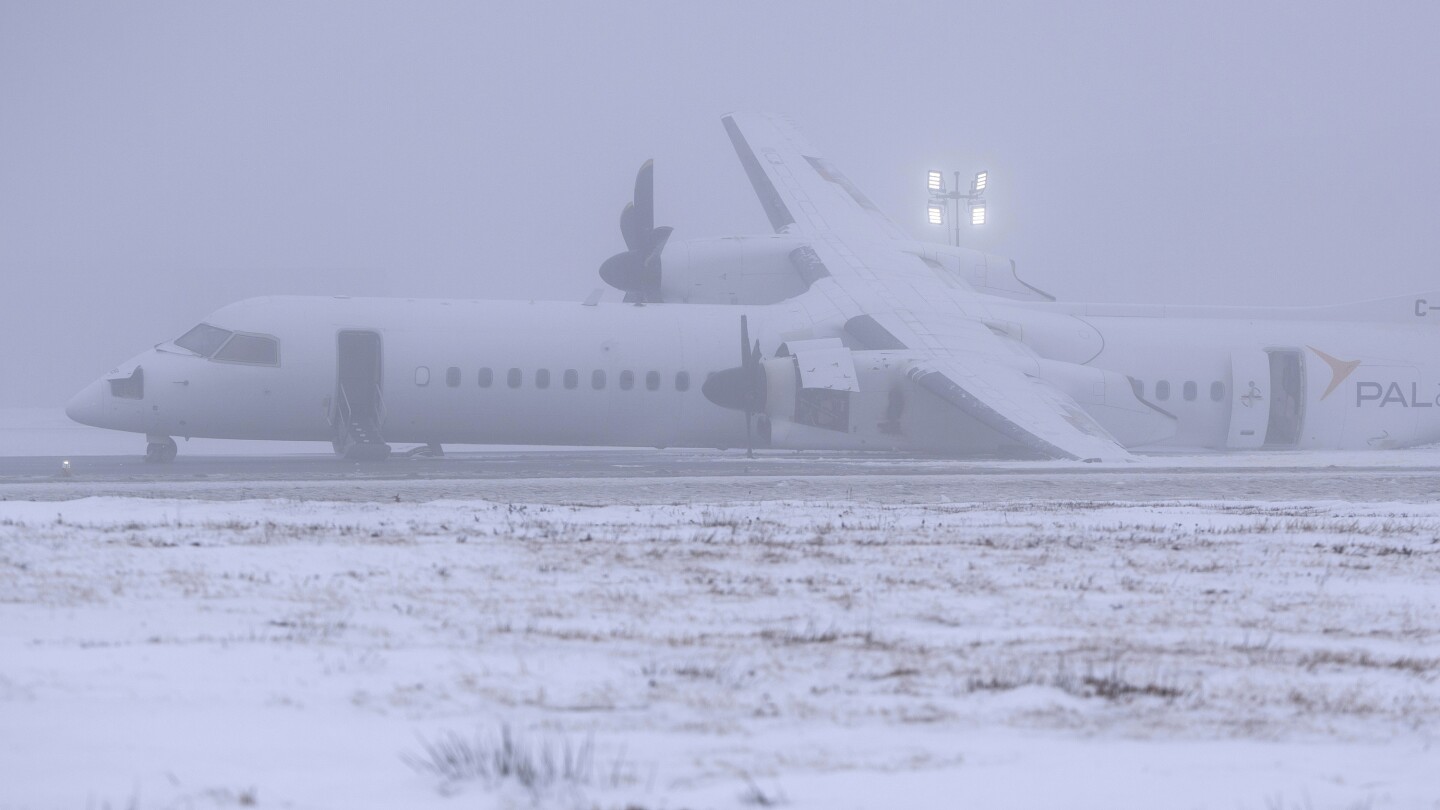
top-left (1226, 350), bottom-right (1271, 448)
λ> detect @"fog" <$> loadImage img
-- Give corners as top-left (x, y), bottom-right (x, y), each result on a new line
top-left (3, 2), bottom-right (1440, 408)
top-left (7, 7), bottom-right (1440, 802)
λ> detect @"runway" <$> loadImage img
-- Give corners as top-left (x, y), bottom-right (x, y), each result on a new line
top-left (4, 447), bottom-right (1023, 483)
top-left (4, 447), bottom-right (1440, 503)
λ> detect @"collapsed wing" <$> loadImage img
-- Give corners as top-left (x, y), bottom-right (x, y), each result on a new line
top-left (847, 313), bottom-right (1132, 462)
top-left (723, 112), bottom-right (1133, 461)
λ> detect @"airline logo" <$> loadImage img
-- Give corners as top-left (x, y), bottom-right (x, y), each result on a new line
top-left (1308, 346), bottom-right (1360, 401)
top-left (1355, 382), bottom-right (1436, 408)
top-left (1311, 345), bottom-right (1440, 408)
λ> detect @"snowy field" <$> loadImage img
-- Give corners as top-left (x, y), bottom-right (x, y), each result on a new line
top-left (3, 493), bottom-right (1439, 809)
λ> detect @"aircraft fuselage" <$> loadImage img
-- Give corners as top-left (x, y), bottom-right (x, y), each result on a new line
top-left (65, 294), bottom-right (1440, 457)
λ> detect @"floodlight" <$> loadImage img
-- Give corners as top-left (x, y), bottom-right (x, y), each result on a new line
top-left (927, 204), bottom-right (945, 226)
top-left (972, 171), bottom-right (988, 193)
top-left (927, 171), bottom-right (945, 193)
top-left (970, 205), bottom-right (986, 226)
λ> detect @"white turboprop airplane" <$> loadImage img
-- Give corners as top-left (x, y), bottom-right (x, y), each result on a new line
top-left (66, 113), bottom-right (1440, 463)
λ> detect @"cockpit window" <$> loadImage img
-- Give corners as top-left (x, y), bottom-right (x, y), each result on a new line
top-left (213, 334), bottom-right (279, 365)
top-left (174, 324), bottom-right (233, 357)
top-left (109, 366), bottom-right (144, 399)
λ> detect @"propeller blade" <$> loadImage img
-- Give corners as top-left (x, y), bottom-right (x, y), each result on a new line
top-left (636, 226), bottom-right (673, 303)
top-left (745, 328), bottom-right (763, 456)
top-left (633, 159), bottom-right (655, 237)
top-left (740, 315), bottom-right (751, 371)
top-left (745, 410), bottom-right (754, 458)
top-left (644, 226), bottom-right (673, 268)
top-left (701, 314), bottom-right (769, 448)
top-left (599, 250), bottom-right (656, 294)
top-left (619, 202), bottom-right (642, 252)
top-left (603, 160), bottom-right (668, 300)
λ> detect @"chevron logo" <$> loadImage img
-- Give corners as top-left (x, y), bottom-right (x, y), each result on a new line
top-left (1308, 346), bottom-right (1361, 401)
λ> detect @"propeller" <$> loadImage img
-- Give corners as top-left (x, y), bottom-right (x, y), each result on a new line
top-left (599, 160), bottom-right (673, 303)
top-left (701, 314), bottom-right (768, 457)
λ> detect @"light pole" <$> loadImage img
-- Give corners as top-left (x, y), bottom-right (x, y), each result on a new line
top-left (927, 169), bottom-right (987, 246)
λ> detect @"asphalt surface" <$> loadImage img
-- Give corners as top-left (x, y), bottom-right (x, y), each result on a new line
top-left (3, 448), bottom-right (1024, 483)
top-left (2, 448), bottom-right (1440, 503)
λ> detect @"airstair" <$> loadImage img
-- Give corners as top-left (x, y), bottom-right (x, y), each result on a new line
top-left (333, 330), bottom-right (391, 461)
top-left (335, 381), bottom-right (391, 461)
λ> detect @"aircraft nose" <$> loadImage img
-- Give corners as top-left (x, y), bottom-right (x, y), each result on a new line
top-left (65, 379), bottom-right (104, 427)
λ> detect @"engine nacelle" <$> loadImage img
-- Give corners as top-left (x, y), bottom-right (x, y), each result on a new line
top-left (623, 233), bottom-right (1049, 307)
top-left (760, 346), bottom-right (917, 451)
top-left (657, 235), bottom-right (813, 304)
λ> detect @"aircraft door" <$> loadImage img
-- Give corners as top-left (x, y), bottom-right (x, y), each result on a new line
top-left (1263, 349), bottom-right (1305, 448)
top-left (335, 331), bottom-right (385, 448)
top-left (1226, 350), bottom-right (1270, 448)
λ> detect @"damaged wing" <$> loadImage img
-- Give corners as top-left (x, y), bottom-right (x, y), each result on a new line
top-left (723, 112), bottom-right (1134, 461)
top-left (848, 313), bottom-right (1133, 461)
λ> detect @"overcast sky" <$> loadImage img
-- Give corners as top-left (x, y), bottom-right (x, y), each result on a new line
top-left (3, 2), bottom-right (1439, 408)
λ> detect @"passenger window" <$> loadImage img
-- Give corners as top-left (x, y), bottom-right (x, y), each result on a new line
top-left (591, 370), bottom-right (606, 389)
top-left (174, 324), bottom-right (233, 357)
top-left (478, 367), bottom-right (493, 388)
top-left (214, 334), bottom-right (279, 365)
top-left (676, 371), bottom-right (690, 392)
top-left (446, 366), bottom-right (461, 387)
top-left (563, 369), bottom-right (578, 389)
top-left (536, 369), bottom-right (550, 389)
top-left (1131, 378), bottom-right (1144, 399)
top-left (619, 370), bottom-right (634, 390)
top-left (507, 368), bottom-right (522, 388)
top-left (415, 366), bottom-right (430, 386)
top-left (1155, 380), bottom-right (1170, 401)
top-left (1211, 381), bottom-right (1226, 401)
top-left (1183, 381), bottom-right (1197, 401)
top-left (646, 370), bottom-right (660, 391)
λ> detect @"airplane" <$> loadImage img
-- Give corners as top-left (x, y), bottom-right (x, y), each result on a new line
top-left (65, 112), bottom-right (1440, 463)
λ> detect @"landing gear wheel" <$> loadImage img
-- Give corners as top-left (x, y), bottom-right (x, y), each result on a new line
top-left (145, 436), bottom-right (178, 464)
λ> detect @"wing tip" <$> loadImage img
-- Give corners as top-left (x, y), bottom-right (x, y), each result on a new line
top-left (722, 113), bottom-right (797, 234)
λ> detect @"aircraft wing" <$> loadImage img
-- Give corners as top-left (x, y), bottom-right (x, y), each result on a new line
top-left (723, 112), bottom-right (1132, 461)
top-left (848, 312), bottom-right (1132, 461)
top-left (722, 113), bottom-right (912, 242)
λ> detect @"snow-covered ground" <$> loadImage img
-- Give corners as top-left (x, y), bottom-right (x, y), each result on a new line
top-left (2, 495), bottom-right (1438, 808)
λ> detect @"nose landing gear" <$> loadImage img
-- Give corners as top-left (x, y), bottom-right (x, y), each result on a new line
top-left (145, 435), bottom-right (178, 464)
